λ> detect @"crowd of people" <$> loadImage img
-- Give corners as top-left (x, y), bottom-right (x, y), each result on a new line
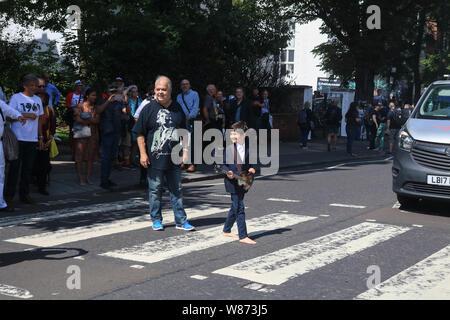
top-left (0, 73), bottom-right (273, 214)
top-left (297, 89), bottom-right (413, 157)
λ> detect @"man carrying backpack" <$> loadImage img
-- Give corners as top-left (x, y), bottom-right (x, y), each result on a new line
top-left (386, 103), bottom-right (411, 156)
top-left (297, 102), bottom-right (313, 148)
top-left (325, 98), bottom-right (342, 151)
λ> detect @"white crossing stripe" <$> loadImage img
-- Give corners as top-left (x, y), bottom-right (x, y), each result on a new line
top-left (213, 222), bottom-right (410, 285)
top-left (330, 203), bottom-right (366, 209)
top-left (0, 198), bottom-right (147, 228)
top-left (356, 245), bottom-right (450, 300)
top-left (191, 275), bottom-right (208, 280)
top-left (4, 205), bottom-right (228, 247)
top-left (0, 284), bottom-right (33, 299)
top-left (267, 198), bottom-right (301, 203)
top-left (99, 213), bottom-right (316, 264)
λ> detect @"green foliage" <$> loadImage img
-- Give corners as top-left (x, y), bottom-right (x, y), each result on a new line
top-left (1, 0), bottom-right (292, 98)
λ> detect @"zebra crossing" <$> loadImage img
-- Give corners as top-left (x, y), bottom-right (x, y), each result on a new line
top-left (1, 200), bottom-right (449, 300)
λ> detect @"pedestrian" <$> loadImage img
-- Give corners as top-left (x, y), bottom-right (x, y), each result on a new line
top-left (0, 99), bottom-right (26, 212)
top-left (325, 98), bottom-right (342, 151)
top-left (133, 75), bottom-right (195, 231)
top-left (221, 121), bottom-right (257, 245)
top-left (128, 85), bottom-right (142, 168)
top-left (176, 79), bottom-right (199, 172)
top-left (66, 80), bottom-right (85, 160)
top-left (215, 90), bottom-right (226, 133)
top-left (0, 83), bottom-right (7, 102)
top-left (386, 102), bottom-right (411, 156)
top-left (33, 91), bottom-right (55, 195)
top-left (5, 74), bottom-right (44, 204)
top-left (43, 72), bottom-right (62, 109)
top-left (203, 84), bottom-right (220, 131)
top-left (297, 102), bottom-right (312, 148)
top-left (249, 88), bottom-right (264, 131)
top-left (229, 87), bottom-right (250, 127)
top-left (345, 102), bottom-right (361, 157)
top-left (95, 84), bottom-right (125, 190)
top-left (374, 102), bottom-right (388, 152)
top-left (118, 87), bottom-right (132, 170)
top-left (73, 88), bottom-right (100, 185)
top-left (262, 89), bottom-right (272, 129)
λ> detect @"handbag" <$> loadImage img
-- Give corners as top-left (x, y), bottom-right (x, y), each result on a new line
top-left (0, 108), bottom-right (20, 161)
top-left (73, 125), bottom-right (91, 139)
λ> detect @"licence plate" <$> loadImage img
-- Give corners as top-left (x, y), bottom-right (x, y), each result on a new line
top-left (427, 175), bottom-right (450, 186)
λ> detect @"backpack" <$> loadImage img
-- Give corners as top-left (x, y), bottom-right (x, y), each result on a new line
top-left (393, 108), bottom-right (410, 127)
top-left (297, 109), bottom-right (307, 125)
top-left (0, 108), bottom-right (19, 161)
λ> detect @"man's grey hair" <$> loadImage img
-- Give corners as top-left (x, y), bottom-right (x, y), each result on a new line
top-left (22, 74), bottom-right (39, 86)
top-left (155, 75), bottom-right (172, 89)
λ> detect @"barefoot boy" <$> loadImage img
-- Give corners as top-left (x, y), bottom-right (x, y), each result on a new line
top-left (221, 121), bottom-right (256, 245)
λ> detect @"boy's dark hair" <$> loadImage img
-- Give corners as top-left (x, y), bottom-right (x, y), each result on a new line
top-left (231, 121), bottom-right (248, 131)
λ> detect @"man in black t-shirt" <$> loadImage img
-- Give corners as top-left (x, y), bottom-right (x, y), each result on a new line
top-left (249, 88), bottom-right (264, 130)
top-left (133, 76), bottom-right (195, 232)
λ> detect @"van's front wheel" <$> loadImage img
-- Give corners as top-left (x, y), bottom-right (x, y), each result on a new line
top-left (397, 194), bottom-right (419, 209)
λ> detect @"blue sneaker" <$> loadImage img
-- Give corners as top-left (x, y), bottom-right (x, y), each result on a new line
top-left (176, 221), bottom-right (195, 231)
top-left (152, 221), bottom-right (164, 231)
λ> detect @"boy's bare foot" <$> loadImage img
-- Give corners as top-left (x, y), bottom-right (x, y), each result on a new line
top-left (239, 237), bottom-right (257, 245)
top-left (223, 232), bottom-right (239, 239)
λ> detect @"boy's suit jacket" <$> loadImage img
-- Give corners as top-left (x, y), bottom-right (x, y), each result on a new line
top-left (221, 143), bottom-right (251, 194)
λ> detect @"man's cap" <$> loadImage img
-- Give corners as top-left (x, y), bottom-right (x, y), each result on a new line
top-left (74, 80), bottom-right (82, 86)
top-left (115, 77), bottom-right (123, 82)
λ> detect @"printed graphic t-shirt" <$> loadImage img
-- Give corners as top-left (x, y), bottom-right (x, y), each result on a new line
top-left (9, 93), bottom-right (44, 142)
top-left (132, 99), bottom-right (186, 170)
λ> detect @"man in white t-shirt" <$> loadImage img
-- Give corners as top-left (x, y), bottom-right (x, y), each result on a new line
top-left (5, 74), bottom-right (44, 204)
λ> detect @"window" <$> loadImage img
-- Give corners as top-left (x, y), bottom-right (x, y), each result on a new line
top-left (287, 36), bottom-right (295, 48)
top-left (288, 50), bottom-right (294, 62)
top-left (280, 64), bottom-right (287, 77)
top-left (280, 50), bottom-right (287, 62)
top-left (287, 64), bottom-right (294, 75)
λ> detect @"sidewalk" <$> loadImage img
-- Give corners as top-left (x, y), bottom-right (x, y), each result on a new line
top-left (14, 137), bottom-right (389, 204)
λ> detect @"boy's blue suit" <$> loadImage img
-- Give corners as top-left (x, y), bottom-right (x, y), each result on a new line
top-left (221, 143), bottom-right (250, 195)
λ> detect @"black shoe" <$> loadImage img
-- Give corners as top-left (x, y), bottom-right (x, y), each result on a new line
top-left (20, 195), bottom-right (36, 205)
top-left (327, 144), bottom-right (331, 152)
top-left (100, 183), bottom-right (113, 190)
top-left (0, 206), bottom-right (15, 212)
top-left (108, 180), bottom-right (117, 187)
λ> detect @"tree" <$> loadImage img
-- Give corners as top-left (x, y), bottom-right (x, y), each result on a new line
top-left (0, 0), bottom-right (291, 96)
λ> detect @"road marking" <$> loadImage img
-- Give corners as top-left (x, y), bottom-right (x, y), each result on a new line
top-left (320, 215), bottom-right (330, 217)
top-left (99, 213), bottom-right (316, 264)
top-left (392, 202), bottom-right (401, 209)
top-left (73, 256), bottom-right (85, 260)
top-left (191, 275), bottom-right (208, 280)
top-left (212, 222), bottom-right (410, 285)
top-left (0, 198), bottom-right (147, 228)
top-left (210, 194), bottom-right (230, 198)
top-left (0, 284), bottom-right (33, 299)
top-left (356, 245), bottom-right (450, 300)
top-left (130, 265), bottom-right (145, 269)
top-left (366, 219), bottom-right (377, 222)
top-left (267, 198), bottom-right (301, 203)
top-left (330, 203), bottom-right (367, 209)
top-left (4, 205), bottom-right (228, 247)
top-left (412, 224), bottom-right (423, 228)
top-left (244, 283), bottom-right (264, 291)
top-left (258, 288), bottom-right (275, 293)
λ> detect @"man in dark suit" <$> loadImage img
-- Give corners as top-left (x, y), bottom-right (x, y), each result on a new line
top-left (220, 121), bottom-right (256, 245)
top-left (228, 87), bottom-right (250, 128)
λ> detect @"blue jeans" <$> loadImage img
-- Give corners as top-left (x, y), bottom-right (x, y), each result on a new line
top-left (346, 126), bottom-right (358, 154)
top-left (5, 141), bottom-right (37, 198)
top-left (101, 133), bottom-right (120, 185)
top-left (223, 192), bottom-right (248, 239)
top-left (148, 167), bottom-right (187, 225)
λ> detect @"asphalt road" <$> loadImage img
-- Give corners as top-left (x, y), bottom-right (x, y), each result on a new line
top-left (0, 158), bottom-right (449, 301)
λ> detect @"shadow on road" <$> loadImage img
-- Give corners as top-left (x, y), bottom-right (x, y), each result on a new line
top-left (400, 200), bottom-right (450, 218)
top-left (0, 248), bottom-right (88, 267)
